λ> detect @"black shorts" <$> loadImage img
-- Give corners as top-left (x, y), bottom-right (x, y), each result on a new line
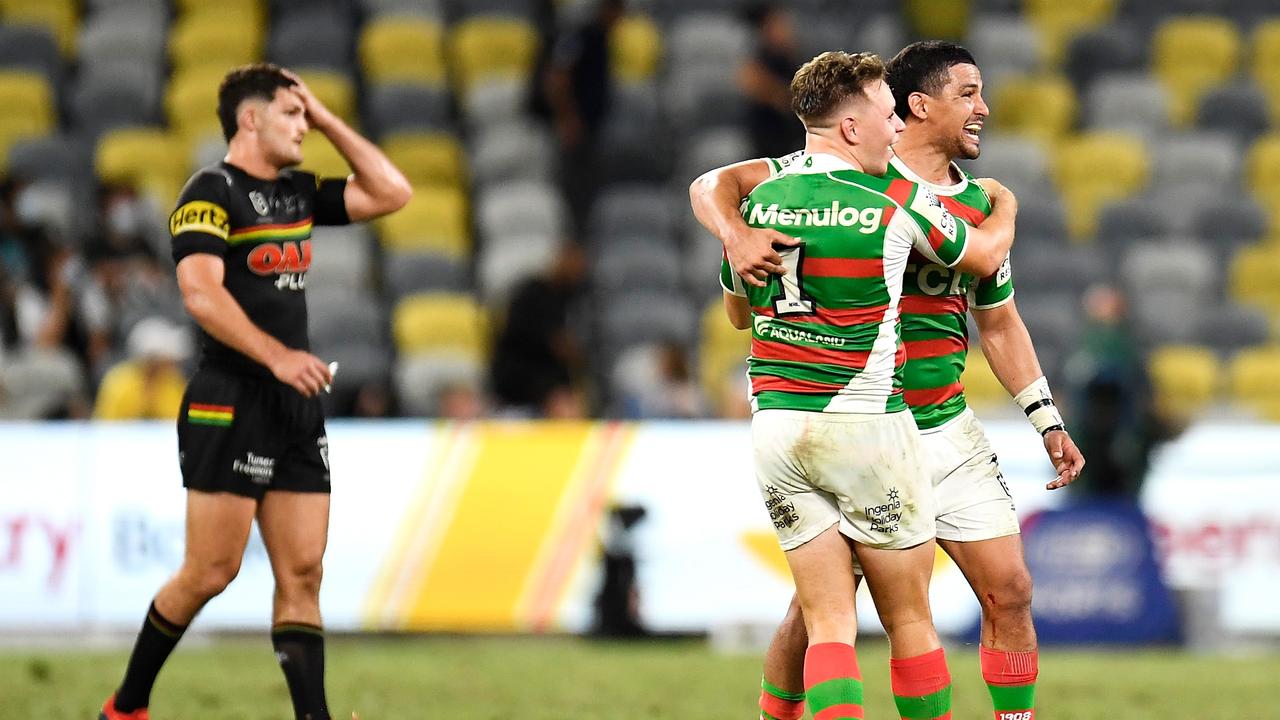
top-left (177, 366), bottom-right (330, 499)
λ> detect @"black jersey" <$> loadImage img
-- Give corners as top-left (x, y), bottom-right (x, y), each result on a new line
top-left (169, 161), bottom-right (350, 376)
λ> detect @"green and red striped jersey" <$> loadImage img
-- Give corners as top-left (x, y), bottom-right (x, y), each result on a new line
top-left (721, 152), bottom-right (970, 414)
top-left (886, 155), bottom-right (1015, 429)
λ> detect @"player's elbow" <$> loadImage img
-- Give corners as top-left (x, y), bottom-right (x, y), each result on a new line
top-left (381, 176), bottom-right (413, 214)
top-left (181, 286), bottom-right (216, 324)
top-left (959, 246), bottom-right (1004, 278)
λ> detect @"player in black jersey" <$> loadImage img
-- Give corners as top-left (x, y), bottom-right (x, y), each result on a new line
top-left (99, 64), bottom-right (410, 720)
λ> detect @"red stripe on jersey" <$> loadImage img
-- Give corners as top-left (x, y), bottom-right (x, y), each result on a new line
top-left (752, 375), bottom-right (850, 394)
top-left (752, 337), bottom-right (872, 368)
top-left (804, 257), bottom-right (884, 278)
top-left (880, 204), bottom-right (897, 226)
top-left (900, 294), bottom-right (967, 316)
top-left (926, 224), bottom-right (949, 251)
top-left (228, 217), bottom-right (312, 235)
top-left (886, 179), bottom-right (914, 206)
top-left (752, 304), bottom-right (893, 327)
top-left (904, 382), bottom-right (964, 407)
top-left (940, 196), bottom-right (987, 226)
top-left (905, 335), bottom-right (967, 359)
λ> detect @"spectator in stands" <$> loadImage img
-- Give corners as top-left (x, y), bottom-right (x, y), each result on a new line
top-left (739, 3), bottom-right (802, 159)
top-left (93, 316), bottom-right (190, 420)
top-left (490, 243), bottom-right (587, 417)
top-left (615, 342), bottom-right (707, 418)
top-left (1064, 284), bottom-right (1172, 499)
top-left (0, 254), bottom-right (88, 419)
top-left (435, 381), bottom-right (488, 421)
top-left (539, 0), bottom-right (624, 227)
top-left (0, 178), bottom-right (36, 277)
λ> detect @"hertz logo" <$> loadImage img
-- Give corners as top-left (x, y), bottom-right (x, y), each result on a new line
top-left (170, 201), bottom-right (230, 240)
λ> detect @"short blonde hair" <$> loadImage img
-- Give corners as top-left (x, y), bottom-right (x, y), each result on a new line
top-left (790, 51), bottom-right (886, 127)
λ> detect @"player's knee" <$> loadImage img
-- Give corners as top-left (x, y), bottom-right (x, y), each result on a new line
top-left (981, 569), bottom-right (1034, 618)
top-left (277, 559), bottom-right (324, 598)
top-left (183, 558), bottom-right (242, 599)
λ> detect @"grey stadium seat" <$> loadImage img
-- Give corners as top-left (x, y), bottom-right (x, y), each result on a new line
top-left (7, 135), bottom-right (93, 183)
top-left (966, 14), bottom-right (1043, 87)
top-left (382, 251), bottom-right (471, 298)
top-left (588, 184), bottom-right (678, 241)
top-left (591, 241), bottom-right (683, 295)
top-left (469, 121), bottom-right (557, 186)
top-left (1064, 25), bottom-right (1147, 93)
top-left (269, 13), bottom-right (353, 71)
top-left (1191, 198), bottom-right (1269, 256)
top-left (70, 79), bottom-right (161, 138)
top-left (678, 127), bottom-right (753, 188)
top-left (458, 78), bottom-right (528, 129)
top-left (77, 5), bottom-right (168, 65)
top-left (476, 180), bottom-right (568, 241)
top-left (1196, 83), bottom-right (1272, 144)
top-left (1196, 303), bottom-right (1271, 354)
top-left (0, 25), bottom-right (62, 87)
top-left (1151, 132), bottom-right (1240, 192)
top-left (307, 288), bottom-right (387, 349)
top-left (394, 353), bottom-right (485, 416)
top-left (1094, 200), bottom-right (1172, 256)
top-left (1086, 73), bottom-right (1170, 135)
top-left (364, 84), bottom-right (452, 139)
top-left (667, 13), bottom-right (751, 70)
top-left (597, 290), bottom-right (698, 350)
top-left (965, 134), bottom-right (1053, 196)
top-left (597, 82), bottom-right (672, 184)
top-left (1013, 244), bottom-right (1112, 294)
top-left (306, 226), bottom-right (375, 293)
top-left (477, 233), bottom-right (560, 304)
top-left (1008, 195), bottom-right (1069, 244)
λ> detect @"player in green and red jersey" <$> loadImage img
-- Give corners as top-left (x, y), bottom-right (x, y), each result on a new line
top-left (692, 42), bottom-right (1086, 720)
top-left (710, 50), bottom-right (1020, 720)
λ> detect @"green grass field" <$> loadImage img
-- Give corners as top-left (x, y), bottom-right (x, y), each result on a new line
top-left (1, 636), bottom-right (1275, 719)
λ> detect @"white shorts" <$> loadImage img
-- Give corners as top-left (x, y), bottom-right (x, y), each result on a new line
top-left (752, 408), bottom-right (936, 552)
top-left (922, 408), bottom-right (1020, 543)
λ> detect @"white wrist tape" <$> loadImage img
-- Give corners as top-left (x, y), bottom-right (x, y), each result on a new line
top-left (1013, 376), bottom-right (1065, 436)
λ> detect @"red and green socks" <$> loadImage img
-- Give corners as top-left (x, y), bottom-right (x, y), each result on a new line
top-left (803, 642), bottom-right (864, 720)
top-left (890, 647), bottom-right (952, 720)
top-left (759, 677), bottom-right (805, 720)
top-left (980, 647), bottom-right (1038, 720)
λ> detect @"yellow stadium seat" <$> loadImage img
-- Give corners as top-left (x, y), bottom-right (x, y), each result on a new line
top-left (0, 0), bottom-right (77, 55)
top-left (376, 185), bottom-right (470, 258)
top-left (611, 14), bottom-right (661, 83)
top-left (959, 350), bottom-right (1008, 410)
top-left (300, 132), bottom-right (351, 179)
top-left (1149, 344), bottom-right (1220, 419)
top-left (382, 132), bottom-right (466, 188)
top-left (448, 17), bottom-right (539, 92)
top-left (297, 70), bottom-right (356, 125)
top-left (359, 16), bottom-right (447, 86)
top-left (1247, 134), bottom-right (1280, 199)
top-left (990, 75), bottom-right (1077, 142)
top-left (393, 293), bottom-right (488, 357)
top-left (1251, 19), bottom-right (1280, 122)
top-left (173, 0), bottom-right (261, 18)
top-left (1229, 347), bottom-right (1280, 420)
top-left (1230, 244), bottom-right (1280, 313)
top-left (0, 71), bottom-right (53, 135)
top-left (1152, 17), bottom-right (1242, 127)
top-left (1022, 0), bottom-right (1117, 65)
top-left (699, 300), bottom-right (751, 412)
top-left (166, 68), bottom-right (232, 142)
top-left (96, 128), bottom-right (190, 203)
top-left (1053, 132), bottom-right (1148, 239)
top-left (905, 0), bottom-right (971, 41)
top-left (169, 15), bottom-right (264, 74)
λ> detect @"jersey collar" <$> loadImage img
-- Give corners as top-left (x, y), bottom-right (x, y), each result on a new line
top-left (889, 154), bottom-right (969, 196)
top-left (783, 151), bottom-right (859, 175)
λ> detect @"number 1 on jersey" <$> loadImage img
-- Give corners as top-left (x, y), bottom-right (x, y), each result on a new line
top-left (772, 245), bottom-right (814, 315)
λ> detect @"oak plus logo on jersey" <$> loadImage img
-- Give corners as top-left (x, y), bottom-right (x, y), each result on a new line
top-left (247, 239), bottom-right (312, 291)
top-left (746, 201), bottom-right (883, 233)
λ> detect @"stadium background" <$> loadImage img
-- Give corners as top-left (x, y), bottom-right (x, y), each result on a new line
top-left (1, 0), bottom-right (1279, 717)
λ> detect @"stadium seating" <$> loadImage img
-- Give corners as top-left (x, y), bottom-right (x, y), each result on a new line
top-left (382, 132), bottom-right (467, 189)
top-left (377, 184), bottom-right (470, 258)
top-left (358, 16), bottom-right (447, 87)
top-left (1229, 347), bottom-right (1280, 420)
top-left (392, 292), bottom-right (488, 357)
top-left (959, 349), bottom-right (1009, 409)
top-left (0, 0), bottom-right (79, 55)
top-left (1151, 16), bottom-right (1242, 126)
top-left (1053, 132), bottom-right (1150, 239)
top-left (94, 127), bottom-right (187, 202)
top-left (990, 74), bottom-right (1078, 141)
top-left (1148, 344), bottom-right (1220, 419)
top-left (447, 17), bottom-right (539, 94)
top-left (610, 14), bottom-right (661, 84)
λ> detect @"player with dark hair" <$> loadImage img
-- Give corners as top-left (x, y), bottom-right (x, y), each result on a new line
top-left (709, 49), bottom-right (1019, 720)
top-left (99, 63), bottom-right (411, 720)
top-left (692, 41), bottom-right (1085, 720)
